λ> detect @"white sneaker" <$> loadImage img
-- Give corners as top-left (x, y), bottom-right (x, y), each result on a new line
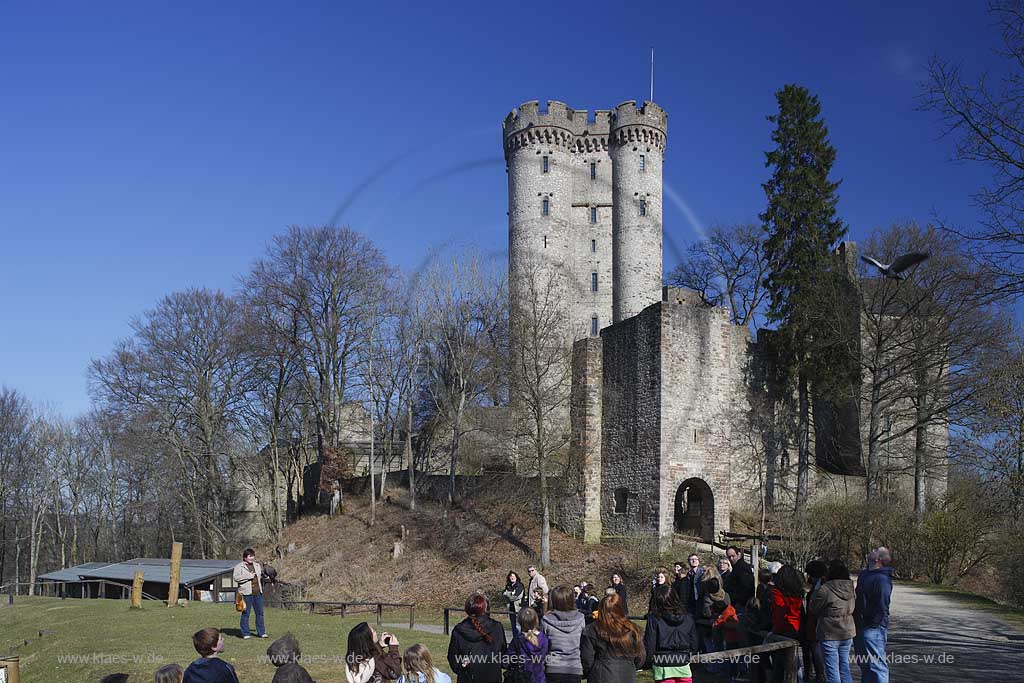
top-left (242, 635), bottom-right (252, 639)
top-left (260, 634), bottom-right (269, 638)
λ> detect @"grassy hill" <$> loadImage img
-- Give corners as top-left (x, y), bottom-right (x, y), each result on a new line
top-left (1, 596), bottom-right (449, 683)
top-left (255, 485), bottom-right (697, 611)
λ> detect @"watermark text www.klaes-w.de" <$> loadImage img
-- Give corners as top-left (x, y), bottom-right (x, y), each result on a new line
top-left (56, 653), bottom-right (166, 665)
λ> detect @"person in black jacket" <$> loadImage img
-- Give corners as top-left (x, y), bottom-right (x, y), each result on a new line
top-left (724, 546), bottom-right (755, 613)
top-left (447, 592), bottom-right (507, 683)
top-left (610, 573), bottom-right (628, 615)
top-left (580, 592), bottom-right (645, 683)
top-left (642, 584), bottom-right (699, 683)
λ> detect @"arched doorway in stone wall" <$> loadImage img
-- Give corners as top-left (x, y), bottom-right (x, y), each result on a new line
top-left (674, 478), bottom-right (715, 542)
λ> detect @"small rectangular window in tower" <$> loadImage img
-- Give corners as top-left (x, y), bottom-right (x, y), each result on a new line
top-left (542, 155), bottom-right (549, 173)
top-left (591, 239), bottom-right (596, 253)
top-left (543, 235), bottom-right (547, 248)
top-left (542, 198), bottom-right (549, 216)
top-left (591, 272), bottom-right (598, 292)
top-left (640, 154), bottom-right (646, 171)
top-left (614, 488), bottom-right (629, 514)
top-left (590, 162), bottom-right (596, 180)
top-left (591, 315), bottom-right (598, 336)
top-left (590, 207), bottom-right (597, 224)
top-left (640, 199), bottom-right (647, 216)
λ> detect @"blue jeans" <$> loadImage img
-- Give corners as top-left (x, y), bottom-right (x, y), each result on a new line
top-left (854, 627), bottom-right (887, 683)
top-left (241, 593), bottom-right (265, 637)
top-left (509, 611), bottom-right (521, 639)
top-left (819, 639), bottom-right (852, 683)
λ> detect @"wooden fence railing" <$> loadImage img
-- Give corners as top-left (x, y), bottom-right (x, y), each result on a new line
top-left (272, 600), bottom-right (416, 630)
top-left (3, 580), bottom-right (163, 603)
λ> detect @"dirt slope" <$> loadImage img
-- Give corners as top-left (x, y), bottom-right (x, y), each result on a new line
top-left (256, 485), bottom-right (674, 610)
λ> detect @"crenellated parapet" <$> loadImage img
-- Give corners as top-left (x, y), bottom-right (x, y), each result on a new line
top-left (610, 100), bottom-right (667, 152)
top-left (503, 100), bottom-right (613, 158)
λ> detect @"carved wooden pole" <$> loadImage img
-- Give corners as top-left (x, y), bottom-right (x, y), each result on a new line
top-left (0, 656), bottom-right (21, 683)
top-left (130, 571), bottom-right (144, 609)
top-left (167, 542), bottom-right (183, 607)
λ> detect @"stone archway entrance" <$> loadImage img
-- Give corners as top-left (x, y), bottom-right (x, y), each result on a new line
top-left (674, 478), bottom-right (714, 542)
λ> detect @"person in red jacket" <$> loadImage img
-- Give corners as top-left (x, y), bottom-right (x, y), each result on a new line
top-left (711, 600), bottom-right (743, 680)
top-left (768, 565), bottom-right (805, 683)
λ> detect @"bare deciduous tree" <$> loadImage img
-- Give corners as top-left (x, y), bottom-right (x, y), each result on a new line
top-left (922, 0), bottom-right (1024, 297)
top-left (419, 246), bottom-right (506, 508)
top-left (666, 222), bottom-right (770, 329)
top-left (509, 255), bottom-right (573, 568)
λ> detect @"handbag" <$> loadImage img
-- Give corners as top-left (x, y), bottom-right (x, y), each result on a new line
top-left (503, 670), bottom-right (531, 683)
top-left (235, 590), bottom-right (246, 612)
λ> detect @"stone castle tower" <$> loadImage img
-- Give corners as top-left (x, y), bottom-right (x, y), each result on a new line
top-left (503, 100), bottom-right (667, 341)
top-left (502, 100), bottom-right (947, 553)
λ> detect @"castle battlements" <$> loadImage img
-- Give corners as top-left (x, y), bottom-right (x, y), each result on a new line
top-left (611, 100), bottom-right (667, 151)
top-left (503, 100), bottom-right (615, 157)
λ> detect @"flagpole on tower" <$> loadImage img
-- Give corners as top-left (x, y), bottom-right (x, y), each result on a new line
top-left (650, 47), bottom-right (654, 102)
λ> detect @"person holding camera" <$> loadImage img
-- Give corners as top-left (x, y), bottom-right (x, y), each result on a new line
top-left (346, 622), bottom-right (402, 683)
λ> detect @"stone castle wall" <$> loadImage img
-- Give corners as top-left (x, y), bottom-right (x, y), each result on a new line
top-left (598, 302), bottom-right (662, 538)
top-left (658, 293), bottom-right (750, 546)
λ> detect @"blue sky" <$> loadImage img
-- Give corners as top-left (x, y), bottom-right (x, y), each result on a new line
top-left (0, 1), bottom-right (1002, 415)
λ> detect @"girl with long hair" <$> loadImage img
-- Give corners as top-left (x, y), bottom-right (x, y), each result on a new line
top-left (643, 584), bottom-right (698, 683)
top-left (610, 573), bottom-right (628, 615)
top-left (346, 622), bottom-right (402, 683)
top-left (540, 586), bottom-right (586, 683)
top-left (507, 607), bottom-right (549, 683)
top-left (504, 571), bottom-right (527, 637)
top-left (447, 592), bottom-right (507, 683)
top-left (398, 644), bottom-right (451, 683)
top-left (768, 565), bottom-right (806, 683)
top-left (580, 592), bottom-right (645, 683)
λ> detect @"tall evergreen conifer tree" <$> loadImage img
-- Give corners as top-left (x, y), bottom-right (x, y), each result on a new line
top-left (761, 84), bottom-right (847, 513)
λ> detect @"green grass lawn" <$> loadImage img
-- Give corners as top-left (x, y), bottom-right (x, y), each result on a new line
top-left (1, 596), bottom-right (453, 683)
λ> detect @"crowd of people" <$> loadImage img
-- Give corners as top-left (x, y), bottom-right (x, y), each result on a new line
top-left (492, 547), bottom-right (893, 683)
top-left (100, 546), bottom-right (893, 683)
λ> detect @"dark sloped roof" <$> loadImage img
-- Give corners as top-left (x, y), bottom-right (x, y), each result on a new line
top-left (38, 558), bottom-right (237, 587)
top-left (37, 562), bottom-right (111, 582)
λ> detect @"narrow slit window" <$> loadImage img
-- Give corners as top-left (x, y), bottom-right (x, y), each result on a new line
top-left (614, 488), bottom-right (629, 514)
top-left (542, 198), bottom-right (549, 216)
top-left (590, 207), bottom-right (597, 224)
top-left (640, 154), bottom-right (646, 171)
top-left (591, 316), bottom-right (599, 336)
top-left (590, 162), bottom-right (596, 180)
top-left (543, 235), bottom-right (547, 248)
top-left (639, 199), bottom-right (647, 216)
top-left (591, 272), bottom-right (598, 292)
top-left (591, 239), bottom-right (596, 253)
top-left (542, 156), bottom-right (549, 173)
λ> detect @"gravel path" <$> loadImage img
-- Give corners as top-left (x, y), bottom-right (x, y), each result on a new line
top-left (881, 582), bottom-right (1024, 681)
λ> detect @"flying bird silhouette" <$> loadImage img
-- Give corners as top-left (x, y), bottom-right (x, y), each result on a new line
top-left (860, 252), bottom-right (929, 280)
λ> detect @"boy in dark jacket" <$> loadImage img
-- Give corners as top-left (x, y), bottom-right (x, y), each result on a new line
top-left (183, 628), bottom-right (239, 683)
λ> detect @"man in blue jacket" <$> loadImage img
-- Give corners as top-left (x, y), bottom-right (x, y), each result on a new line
top-left (854, 547), bottom-right (893, 683)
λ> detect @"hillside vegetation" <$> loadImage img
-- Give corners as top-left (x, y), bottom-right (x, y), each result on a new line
top-left (255, 484), bottom-right (700, 611)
